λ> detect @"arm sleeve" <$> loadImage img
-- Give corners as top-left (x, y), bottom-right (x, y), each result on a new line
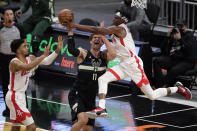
top-left (21, 0), bottom-right (31, 14)
top-left (67, 35), bottom-right (80, 57)
top-left (40, 51), bottom-right (58, 65)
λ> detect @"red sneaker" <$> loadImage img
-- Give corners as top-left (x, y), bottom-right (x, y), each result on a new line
top-left (86, 107), bottom-right (108, 119)
top-left (176, 82), bottom-right (192, 100)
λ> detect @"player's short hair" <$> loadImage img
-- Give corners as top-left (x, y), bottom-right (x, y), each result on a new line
top-left (115, 9), bottom-right (131, 22)
top-left (89, 33), bottom-right (100, 40)
top-left (3, 8), bottom-right (13, 14)
top-left (10, 39), bottom-right (24, 53)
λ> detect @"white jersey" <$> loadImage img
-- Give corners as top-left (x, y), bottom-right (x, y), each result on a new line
top-left (111, 24), bottom-right (137, 61)
top-left (8, 57), bottom-right (32, 92)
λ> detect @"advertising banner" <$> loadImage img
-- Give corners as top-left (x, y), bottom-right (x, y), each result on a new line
top-left (27, 29), bottom-right (91, 76)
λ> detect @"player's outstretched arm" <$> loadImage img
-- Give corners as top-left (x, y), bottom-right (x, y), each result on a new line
top-left (100, 35), bottom-right (116, 62)
top-left (39, 36), bottom-right (63, 65)
top-left (10, 44), bottom-right (51, 72)
top-left (74, 24), bottom-right (126, 38)
top-left (67, 28), bottom-right (87, 63)
top-left (63, 21), bottom-right (116, 36)
top-left (63, 20), bottom-right (126, 38)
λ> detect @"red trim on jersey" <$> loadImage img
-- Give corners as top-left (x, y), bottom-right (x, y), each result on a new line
top-left (11, 73), bottom-right (15, 91)
top-left (10, 91), bottom-right (32, 123)
top-left (134, 56), bottom-right (150, 88)
top-left (108, 69), bottom-right (121, 80)
top-left (129, 50), bottom-right (133, 57)
top-left (119, 36), bottom-right (149, 88)
top-left (120, 38), bottom-right (125, 47)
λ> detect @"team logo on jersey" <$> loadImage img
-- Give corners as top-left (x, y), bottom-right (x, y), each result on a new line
top-left (91, 59), bottom-right (102, 72)
top-left (17, 109), bottom-right (23, 117)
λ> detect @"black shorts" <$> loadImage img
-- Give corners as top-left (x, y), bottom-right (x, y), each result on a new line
top-left (68, 88), bottom-right (95, 126)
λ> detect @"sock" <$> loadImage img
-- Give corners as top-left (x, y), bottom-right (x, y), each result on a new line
top-left (99, 99), bottom-right (106, 109)
top-left (169, 87), bottom-right (178, 94)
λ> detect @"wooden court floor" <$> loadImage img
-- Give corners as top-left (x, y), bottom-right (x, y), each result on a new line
top-left (1, 122), bottom-right (48, 131)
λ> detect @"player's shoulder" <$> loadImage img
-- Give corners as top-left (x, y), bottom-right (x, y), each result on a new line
top-left (10, 58), bottom-right (21, 66)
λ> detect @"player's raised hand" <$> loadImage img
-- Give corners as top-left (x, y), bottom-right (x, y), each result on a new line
top-left (100, 21), bottom-right (105, 28)
top-left (62, 20), bottom-right (75, 30)
top-left (56, 36), bottom-right (63, 53)
top-left (43, 44), bottom-right (51, 57)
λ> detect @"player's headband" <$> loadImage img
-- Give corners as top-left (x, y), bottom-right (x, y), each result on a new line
top-left (115, 12), bottom-right (128, 23)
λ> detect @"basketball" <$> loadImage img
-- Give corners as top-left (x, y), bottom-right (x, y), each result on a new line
top-left (58, 9), bottom-right (74, 25)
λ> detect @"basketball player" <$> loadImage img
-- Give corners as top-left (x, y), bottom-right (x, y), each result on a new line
top-left (63, 10), bottom-right (192, 118)
top-left (67, 25), bottom-right (116, 131)
top-left (5, 36), bottom-right (63, 131)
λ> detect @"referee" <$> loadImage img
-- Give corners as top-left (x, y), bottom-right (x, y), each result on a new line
top-left (0, 8), bottom-right (25, 117)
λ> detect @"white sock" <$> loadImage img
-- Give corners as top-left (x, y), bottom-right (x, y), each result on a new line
top-left (99, 99), bottom-right (106, 109)
top-left (169, 87), bottom-right (178, 94)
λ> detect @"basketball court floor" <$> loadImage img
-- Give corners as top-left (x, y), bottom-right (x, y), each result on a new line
top-left (0, 71), bottom-right (197, 131)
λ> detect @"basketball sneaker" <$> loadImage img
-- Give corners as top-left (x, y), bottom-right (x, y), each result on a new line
top-left (175, 81), bottom-right (192, 100)
top-left (86, 107), bottom-right (108, 119)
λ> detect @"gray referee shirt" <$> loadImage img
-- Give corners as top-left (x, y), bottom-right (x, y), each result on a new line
top-left (0, 25), bottom-right (21, 55)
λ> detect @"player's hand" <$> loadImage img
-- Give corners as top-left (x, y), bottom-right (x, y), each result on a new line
top-left (62, 20), bottom-right (74, 30)
top-left (99, 34), bottom-right (106, 41)
top-left (43, 44), bottom-right (51, 57)
top-left (56, 36), bottom-right (63, 54)
top-left (15, 10), bottom-right (22, 18)
top-left (100, 21), bottom-right (104, 28)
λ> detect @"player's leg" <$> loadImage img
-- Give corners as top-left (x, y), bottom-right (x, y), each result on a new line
top-left (86, 65), bottom-right (126, 118)
top-left (82, 125), bottom-right (93, 131)
top-left (82, 100), bottom-right (95, 131)
top-left (98, 65), bottom-right (125, 108)
top-left (25, 123), bottom-right (36, 131)
top-left (5, 91), bottom-right (21, 131)
top-left (69, 92), bottom-right (92, 131)
top-left (81, 113), bottom-right (94, 131)
top-left (130, 57), bottom-right (192, 100)
top-left (10, 92), bottom-right (36, 131)
top-left (21, 104), bottom-right (36, 131)
top-left (71, 112), bottom-right (89, 131)
top-left (140, 81), bottom-right (192, 100)
top-left (10, 124), bottom-right (21, 131)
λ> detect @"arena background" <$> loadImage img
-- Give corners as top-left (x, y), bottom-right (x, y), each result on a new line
top-left (0, 0), bottom-right (197, 131)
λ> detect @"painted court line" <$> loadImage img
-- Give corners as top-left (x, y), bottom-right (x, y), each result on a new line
top-left (135, 118), bottom-right (183, 128)
top-left (139, 95), bottom-right (197, 107)
top-left (27, 96), bottom-right (68, 106)
top-left (182, 124), bottom-right (197, 128)
top-left (27, 94), bottom-right (132, 106)
top-left (136, 118), bottom-right (197, 129)
top-left (135, 107), bottom-right (196, 119)
top-left (106, 94), bottom-right (132, 100)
